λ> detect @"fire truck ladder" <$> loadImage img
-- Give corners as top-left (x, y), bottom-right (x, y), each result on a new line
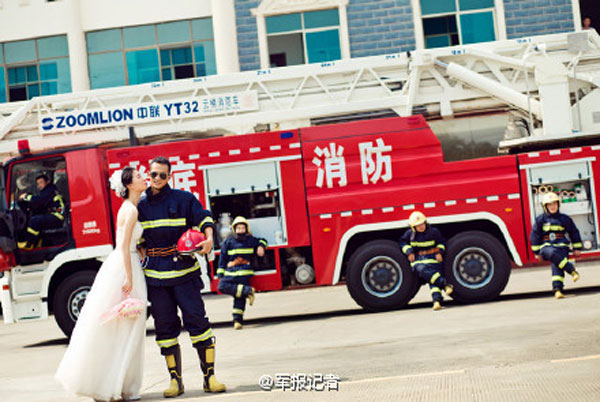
top-left (0, 30), bottom-right (599, 157)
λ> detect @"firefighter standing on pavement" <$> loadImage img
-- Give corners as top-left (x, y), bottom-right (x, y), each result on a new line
top-left (217, 216), bottom-right (267, 330)
top-left (138, 156), bottom-right (226, 398)
top-left (17, 173), bottom-right (64, 249)
top-left (399, 211), bottom-right (453, 311)
top-left (530, 192), bottom-right (582, 299)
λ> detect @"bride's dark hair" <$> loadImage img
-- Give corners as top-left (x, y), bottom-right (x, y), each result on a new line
top-left (120, 167), bottom-right (134, 199)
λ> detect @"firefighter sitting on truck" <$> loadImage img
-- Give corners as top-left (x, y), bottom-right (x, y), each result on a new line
top-left (17, 173), bottom-right (64, 249)
top-left (530, 192), bottom-right (582, 299)
top-left (217, 216), bottom-right (267, 330)
top-left (399, 211), bottom-right (453, 311)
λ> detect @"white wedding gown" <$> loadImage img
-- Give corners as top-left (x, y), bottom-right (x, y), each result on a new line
top-left (56, 220), bottom-right (147, 401)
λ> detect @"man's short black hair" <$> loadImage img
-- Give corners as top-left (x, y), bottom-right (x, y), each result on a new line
top-left (36, 174), bottom-right (50, 183)
top-left (150, 156), bottom-right (171, 172)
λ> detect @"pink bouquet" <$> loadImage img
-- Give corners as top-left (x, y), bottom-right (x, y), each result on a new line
top-left (100, 297), bottom-right (146, 324)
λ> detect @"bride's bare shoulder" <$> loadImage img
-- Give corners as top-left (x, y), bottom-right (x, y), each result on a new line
top-left (117, 200), bottom-right (138, 223)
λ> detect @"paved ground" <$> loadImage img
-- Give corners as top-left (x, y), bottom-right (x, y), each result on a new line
top-left (1, 262), bottom-right (599, 401)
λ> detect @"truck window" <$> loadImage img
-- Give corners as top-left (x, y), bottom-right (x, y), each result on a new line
top-left (428, 113), bottom-right (509, 161)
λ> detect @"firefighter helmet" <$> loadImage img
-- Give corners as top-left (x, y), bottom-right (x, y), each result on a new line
top-left (176, 229), bottom-right (206, 255)
top-left (542, 191), bottom-right (560, 212)
top-left (231, 216), bottom-right (250, 231)
top-left (408, 211), bottom-right (427, 228)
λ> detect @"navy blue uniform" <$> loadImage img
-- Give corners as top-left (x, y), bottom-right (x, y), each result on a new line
top-left (399, 225), bottom-right (447, 302)
top-left (530, 211), bottom-right (582, 291)
top-left (217, 234), bottom-right (267, 323)
top-left (138, 185), bottom-right (215, 354)
top-left (20, 183), bottom-right (64, 245)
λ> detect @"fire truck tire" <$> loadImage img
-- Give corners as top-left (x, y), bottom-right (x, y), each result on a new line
top-left (444, 231), bottom-right (510, 303)
top-left (346, 240), bottom-right (418, 311)
top-left (53, 270), bottom-right (97, 338)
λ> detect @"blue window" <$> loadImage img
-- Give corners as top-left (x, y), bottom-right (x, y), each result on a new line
top-left (421, 0), bottom-right (497, 48)
top-left (1, 35), bottom-right (71, 102)
top-left (86, 18), bottom-right (216, 89)
top-left (88, 52), bottom-right (126, 89)
top-left (266, 9), bottom-right (341, 67)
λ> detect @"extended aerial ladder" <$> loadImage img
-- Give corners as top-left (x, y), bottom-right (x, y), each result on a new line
top-left (1, 30), bottom-right (600, 157)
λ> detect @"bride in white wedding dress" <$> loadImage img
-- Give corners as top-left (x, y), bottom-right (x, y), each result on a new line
top-left (56, 167), bottom-right (148, 401)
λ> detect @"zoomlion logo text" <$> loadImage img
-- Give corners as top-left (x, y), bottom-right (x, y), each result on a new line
top-left (41, 108), bottom-right (135, 131)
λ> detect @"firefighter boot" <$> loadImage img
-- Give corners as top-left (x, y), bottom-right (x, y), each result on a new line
top-left (444, 284), bottom-right (454, 296)
top-left (163, 346), bottom-right (184, 398)
top-left (554, 290), bottom-right (565, 299)
top-left (432, 301), bottom-right (442, 311)
top-left (247, 287), bottom-right (256, 306)
top-left (197, 343), bottom-right (226, 393)
top-left (571, 270), bottom-right (580, 282)
top-left (233, 321), bottom-right (243, 330)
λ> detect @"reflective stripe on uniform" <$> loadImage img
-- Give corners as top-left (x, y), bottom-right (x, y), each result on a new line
top-left (140, 218), bottom-right (186, 229)
top-left (216, 268), bottom-right (225, 275)
top-left (437, 244), bottom-right (445, 250)
top-left (402, 245), bottom-right (412, 254)
top-left (25, 194), bottom-right (32, 201)
top-left (572, 242), bottom-right (583, 249)
top-left (552, 275), bottom-right (564, 283)
top-left (232, 308), bottom-right (244, 315)
top-left (430, 287), bottom-right (441, 294)
top-left (236, 284), bottom-right (244, 298)
top-left (411, 259), bottom-right (438, 267)
top-left (430, 272), bottom-right (441, 284)
top-left (157, 338), bottom-right (178, 349)
top-left (27, 227), bottom-right (40, 236)
top-left (199, 216), bottom-right (214, 229)
top-left (558, 257), bottom-right (569, 269)
top-left (542, 224), bottom-right (565, 231)
top-left (190, 328), bottom-right (213, 344)
top-left (227, 248), bottom-right (255, 255)
top-left (143, 261), bottom-right (201, 279)
top-left (224, 269), bottom-right (254, 276)
top-left (52, 212), bottom-right (64, 220)
top-left (259, 239), bottom-right (268, 247)
top-left (410, 240), bottom-right (435, 247)
top-left (54, 194), bottom-right (65, 210)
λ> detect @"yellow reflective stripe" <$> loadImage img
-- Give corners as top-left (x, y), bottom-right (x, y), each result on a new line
top-left (140, 218), bottom-right (186, 229)
top-left (27, 227), bottom-right (40, 236)
top-left (411, 259), bottom-right (438, 266)
top-left (430, 272), bottom-right (441, 284)
top-left (157, 338), bottom-right (178, 348)
top-left (572, 242), bottom-right (583, 248)
top-left (232, 308), bottom-right (244, 315)
top-left (53, 195), bottom-right (65, 210)
top-left (552, 275), bottom-right (564, 282)
top-left (216, 268), bottom-right (225, 275)
top-left (144, 261), bottom-right (200, 279)
top-left (558, 258), bottom-right (569, 269)
top-left (430, 287), bottom-right (441, 294)
top-left (25, 194), bottom-right (32, 201)
top-left (553, 243), bottom-right (570, 248)
top-left (199, 216), bottom-right (214, 228)
top-left (137, 237), bottom-right (145, 245)
top-left (190, 328), bottom-right (213, 344)
top-left (236, 284), bottom-right (244, 298)
top-left (411, 240), bottom-right (435, 247)
top-left (227, 248), bottom-right (255, 255)
top-left (259, 239), bottom-right (268, 247)
top-left (531, 244), bottom-right (544, 251)
top-left (437, 244), bottom-right (445, 250)
top-left (224, 269), bottom-right (254, 276)
top-left (402, 245), bottom-right (412, 254)
top-left (542, 224), bottom-right (565, 231)
top-left (52, 212), bottom-right (64, 220)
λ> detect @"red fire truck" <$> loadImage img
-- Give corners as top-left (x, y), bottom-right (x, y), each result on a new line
top-left (0, 31), bottom-right (599, 336)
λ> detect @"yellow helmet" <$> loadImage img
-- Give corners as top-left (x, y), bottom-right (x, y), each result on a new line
top-left (408, 211), bottom-right (427, 228)
top-left (542, 192), bottom-right (560, 212)
top-left (231, 216), bottom-right (250, 231)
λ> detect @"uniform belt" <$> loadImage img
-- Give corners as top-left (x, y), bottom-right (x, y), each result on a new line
top-left (542, 233), bottom-right (564, 241)
top-left (418, 247), bottom-right (440, 256)
top-left (147, 245), bottom-right (177, 257)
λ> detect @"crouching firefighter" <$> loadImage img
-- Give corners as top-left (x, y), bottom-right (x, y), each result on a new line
top-left (138, 156), bottom-right (226, 398)
top-left (217, 216), bottom-right (267, 330)
top-left (530, 192), bottom-right (582, 299)
top-left (399, 211), bottom-right (453, 311)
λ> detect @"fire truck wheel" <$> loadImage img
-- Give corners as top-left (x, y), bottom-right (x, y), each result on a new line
top-left (444, 231), bottom-right (510, 303)
top-left (53, 270), bottom-right (97, 338)
top-left (346, 240), bottom-right (418, 311)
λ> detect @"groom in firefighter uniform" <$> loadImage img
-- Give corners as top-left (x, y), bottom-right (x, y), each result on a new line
top-left (138, 156), bottom-right (226, 397)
